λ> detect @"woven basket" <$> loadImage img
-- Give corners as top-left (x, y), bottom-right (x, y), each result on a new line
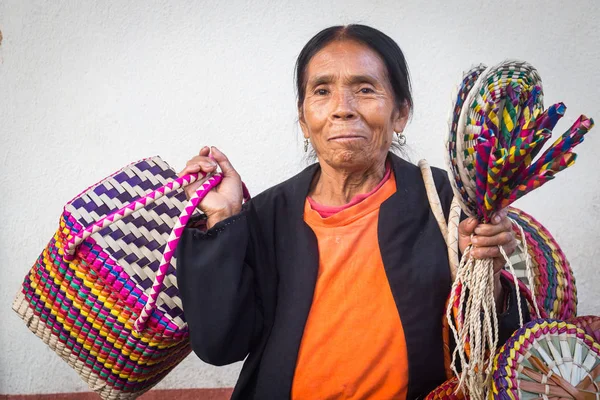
top-left (425, 377), bottom-right (466, 400)
top-left (491, 319), bottom-right (600, 399)
top-left (569, 316), bottom-right (600, 344)
top-left (506, 207), bottom-right (577, 320)
top-left (12, 156), bottom-right (223, 399)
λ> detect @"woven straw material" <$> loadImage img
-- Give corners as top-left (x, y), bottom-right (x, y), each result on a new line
top-left (443, 59), bottom-right (595, 398)
top-left (12, 156), bottom-right (208, 399)
top-left (491, 319), bottom-right (600, 399)
top-left (452, 60), bottom-right (544, 219)
top-left (426, 377), bottom-right (466, 400)
top-left (506, 207), bottom-right (577, 320)
top-left (569, 316), bottom-right (600, 344)
top-left (446, 64), bottom-right (487, 216)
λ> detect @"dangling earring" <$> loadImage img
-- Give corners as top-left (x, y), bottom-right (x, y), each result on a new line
top-left (396, 132), bottom-right (407, 146)
top-left (304, 138), bottom-right (309, 153)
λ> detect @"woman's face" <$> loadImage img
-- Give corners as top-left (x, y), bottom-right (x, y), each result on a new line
top-left (299, 40), bottom-right (408, 172)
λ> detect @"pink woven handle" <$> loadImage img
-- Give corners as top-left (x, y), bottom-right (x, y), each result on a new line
top-left (133, 173), bottom-right (223, 331)
top-left (134, 174), bottom-right (251, 331)
top-left (62, 167), bottom-right (249, 332)
top-left (64, 172), bottom-right (211, 259)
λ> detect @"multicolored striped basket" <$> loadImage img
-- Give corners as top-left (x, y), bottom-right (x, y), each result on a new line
top-left (491, 319), bottom-right (600, 399)
top-left (506, 207), bottom-right (577, 320)
top-left (12, 156), bottom-right (225, 399)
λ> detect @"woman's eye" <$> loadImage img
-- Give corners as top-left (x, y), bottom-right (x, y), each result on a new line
top-left (315, 88), bottom-right (329, 96)
top-left (360, 87), bottom-right (375, 94)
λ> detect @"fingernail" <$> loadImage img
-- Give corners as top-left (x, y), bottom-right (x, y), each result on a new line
top-left (474, 227), bottom-right (481, 235)
top-left (471, 237), bottom-right (478, 245)
top-left (494, 215), bottom-right (501, 224)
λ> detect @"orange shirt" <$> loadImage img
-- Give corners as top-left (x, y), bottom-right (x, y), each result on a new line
top-left (292, 173), bottom-right (408, 400)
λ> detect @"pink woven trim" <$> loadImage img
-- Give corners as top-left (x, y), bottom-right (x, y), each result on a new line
top-left (64, 172), bottom-right (204, 259)
top-left (133, 174), bottom-right (223, 332)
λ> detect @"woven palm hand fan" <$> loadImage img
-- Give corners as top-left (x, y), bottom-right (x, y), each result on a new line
top-left (568, 316), bottom-right (600, 344)
top-left (429, 206), bottom-right (578, 399)
top-left (505, 207), bottom-right (577, 320)
top-left (491, 319), bottom-right (600, 399)
top-left (445, 60), bottom-right (594, 399)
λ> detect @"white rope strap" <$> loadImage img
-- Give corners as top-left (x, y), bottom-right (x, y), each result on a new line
top-left (418, 159), bottom-right (461, 281)
top-left (447, 197), bottom-right (462, 281)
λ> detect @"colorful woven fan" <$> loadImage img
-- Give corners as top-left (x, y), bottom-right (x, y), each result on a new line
top-left (445, 60), bottom-right (594, 399)
top-left (491, 319), bottom-right (600, 399)
top-left (569, 316), bottom-right (600, 344)
top-left (506, 207), bottom-right (577, 320)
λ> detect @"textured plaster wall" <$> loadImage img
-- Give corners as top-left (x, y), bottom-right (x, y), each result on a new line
top-left (1, 0), bottom-right (599, 394)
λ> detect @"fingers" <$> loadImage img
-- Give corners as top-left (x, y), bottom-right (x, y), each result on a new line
top-left (199, 146), bottom-right (210, 157)
top-left (470, 239), bottom-right (517, 259)
top-left (473, 217), bottom-right (512, 237)
top-left (178, 146), bottom-right (217, 177)
top-left (458, 216), bottom-right (479, 237)
top-left (210, 146), bottom-right (240, 179)
top-left (490, 208), bottom-right (508, 225)
top-left (469, 210), bottom-right (516, 260)
top-left (492, 258), bottom-right (505, 275)
top-left (471, 230), bottom-right (515, 248)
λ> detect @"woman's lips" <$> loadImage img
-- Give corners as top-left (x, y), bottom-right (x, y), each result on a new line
top-left (328, 135), bottom-right (366, 141)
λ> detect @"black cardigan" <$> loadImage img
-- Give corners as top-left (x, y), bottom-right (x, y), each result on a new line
top-left (176, 153), bottom-right (527, 399)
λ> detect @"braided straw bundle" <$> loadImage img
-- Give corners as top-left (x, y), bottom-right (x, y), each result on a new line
top-left (12, 156), bottom-right (231, 399)
top-left (491, 319), bottom-right (600, 399)
top-left (446, 60), bottom-right (594, 399)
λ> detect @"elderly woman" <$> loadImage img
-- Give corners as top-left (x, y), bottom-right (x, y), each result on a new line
top-left (177, 25), bottom-right (526, 399)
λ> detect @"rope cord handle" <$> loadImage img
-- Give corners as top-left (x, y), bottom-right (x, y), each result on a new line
top-left (62, 165), bottom-right (250, 332)
top-left (418, 160), bottom-right (460, 279)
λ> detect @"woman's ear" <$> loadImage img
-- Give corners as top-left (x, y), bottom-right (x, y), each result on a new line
top-left (298, 106), bottom-right (310, 139)
top-left (393, 102), bottom-right (410, 134)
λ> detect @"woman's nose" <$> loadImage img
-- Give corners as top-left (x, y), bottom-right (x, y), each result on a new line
top-left (331, 91), bottom-right (356, 120)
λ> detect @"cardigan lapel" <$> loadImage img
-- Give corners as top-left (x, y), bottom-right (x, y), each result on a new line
top-left (254, 162), bottom-right (322, 398)
top-left (379, 154), bottom-right (450, 397)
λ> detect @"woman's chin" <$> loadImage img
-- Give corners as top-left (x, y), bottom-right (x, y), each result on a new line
top-left (325, 148), bottom-right (371, 169)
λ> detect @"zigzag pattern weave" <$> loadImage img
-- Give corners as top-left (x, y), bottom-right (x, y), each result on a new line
top-left (12, 156), bottom-right (224, 399)
top-left (424, 376), bottom-right (465, 400)
top-left (507, 207), bottom-right (577, 321)
top-left (491, 319), bottom-right (600, 399)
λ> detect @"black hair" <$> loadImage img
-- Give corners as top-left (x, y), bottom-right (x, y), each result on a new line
top-left (295, 24), bottom-right (413, 114)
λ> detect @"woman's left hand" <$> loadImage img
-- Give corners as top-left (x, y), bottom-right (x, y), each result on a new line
top-left (457, 209), bottom-right (518, 275)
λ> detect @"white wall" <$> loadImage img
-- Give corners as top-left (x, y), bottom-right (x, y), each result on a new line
top-left (1, 0), bottom-right (599, 394)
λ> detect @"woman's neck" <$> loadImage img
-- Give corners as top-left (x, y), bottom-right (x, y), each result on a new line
top-left (309, 160), bottom-right (387, 206)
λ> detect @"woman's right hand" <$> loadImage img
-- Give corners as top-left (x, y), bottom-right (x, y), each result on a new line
top-left (179, 146), bottom-right (243, 229)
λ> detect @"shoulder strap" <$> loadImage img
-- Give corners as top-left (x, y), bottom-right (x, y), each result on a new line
top-left (417, 159), bottom-right (461, 281)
